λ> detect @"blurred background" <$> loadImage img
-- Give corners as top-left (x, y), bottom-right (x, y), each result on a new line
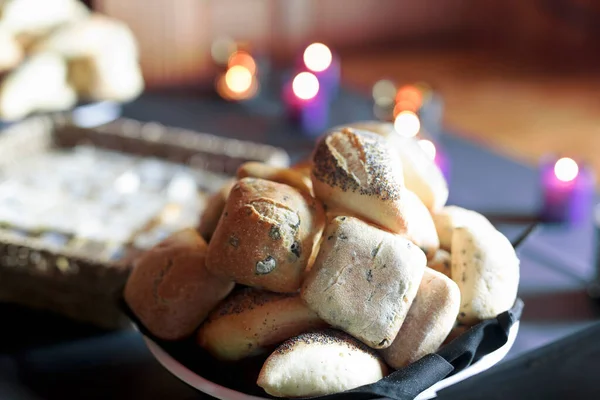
top-left (0, 1), bottom-right (599, 399)
top-left (97, 0), bottom-right (600, 173)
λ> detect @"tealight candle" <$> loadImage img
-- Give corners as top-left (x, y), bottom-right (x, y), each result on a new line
top-left (283, 71), bottom-right (329, 136)
top-left (301, 43), bottom-right (340, 98)
top-left (540, 157), bottom-right (595, 224)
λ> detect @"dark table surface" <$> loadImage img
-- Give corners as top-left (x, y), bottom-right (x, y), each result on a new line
top-left (0, 90), bottom-right (599, 399)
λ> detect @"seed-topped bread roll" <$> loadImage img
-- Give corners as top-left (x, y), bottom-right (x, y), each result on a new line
top-left (206, 177), bottom-right (325, 293)
top-left (403, 188), bottom-right (439, 259)
top-left (124, 229), bottom-right (235, 340)
top-left (257, 329), bottom-right (388, 398)
top-left (301, 216), bottom-right (426, 349)
top-left (237, 161), bottom-right (313, 196)
top-left (452, 224), bottom-right (519, 325)
top-left (428, 249), bottom-right (452, 278)
top-left (197, 288), bottom-right (327, 361)
top-left (333, 121), bottom-right (448, 212)
top-left (433, 205), bottom-right (494, 251)
top-left (380, 268), bottom-right (460, 368)
top-left (311, 128), bottom-right (409, 234)
top-left (197, 179), bottom-right (235, 241)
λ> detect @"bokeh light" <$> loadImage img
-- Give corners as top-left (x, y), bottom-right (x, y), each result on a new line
top-left (418, 139), bottom-right (436, 161)
top-left (303, 43), bottom-right (333, 73)
top-left (394, 110), bottom-right (421, 138)
top-left (372, 79), bottom-right (396, 107)
top-left (228, 51), bottom-right (257, 75)
top-left (211, 36), bottom-right (237, 65)
top-left (396, 85), bottom-right (423, 111)
top-left (554, 157), bottom-right (579, 182)
top-left (292, 72), bottom-right (320, 100)
top-left (225, 65), bottom-right (253, 94)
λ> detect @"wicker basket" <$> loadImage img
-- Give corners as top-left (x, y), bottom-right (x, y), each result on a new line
top-left (0, 116), bottom-right (289, 329)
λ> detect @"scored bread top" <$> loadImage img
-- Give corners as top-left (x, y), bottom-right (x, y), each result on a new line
top-left (312, 128), bottom-right (403, 201)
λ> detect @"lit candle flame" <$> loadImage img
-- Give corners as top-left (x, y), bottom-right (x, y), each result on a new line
top-left (303, 43), bottom-right (333, 73)
top-left (225, 65), bottom-right (253, 94)
top-left (554, 157), bottom-right (579, 182)
top-left (292, 72), bottom-right (319, 100)
top-left (396, 85), bottom-right (423, 110)
top-left (394, 110), bottom-right (420, 138)
top-left (418, 139), bottom-right (436, 161)
top-left (228, 51), bottom-right (257, 75)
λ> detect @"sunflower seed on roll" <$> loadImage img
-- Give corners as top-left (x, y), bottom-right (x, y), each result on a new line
top-left (380, 268), bottom-right (460, 369)
top-left (301, 216), bottom-right (426, 349)
top-left (311, 127), bottom-right (409, 234)
top-left (257, 329), bottom-right (388, 398)
top-left (197, 288), bottom-right (327, 361)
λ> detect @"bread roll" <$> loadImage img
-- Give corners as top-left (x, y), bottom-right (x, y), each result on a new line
top-left (0, 29), bottom-right (22, 72)
top-left (257, 329), bottom-right (388, 397)
top-left (291, 157), bottom-right (312, 178)
top-left (0, 0), bottom-right (89, 47)
top-left (433, 206), bottom-right (494, 251)
top-left (197, 288), bottom-right (327, 361)
top-left (301, 216), bottom-right (426, 349)
top-left (428, 249), bottom-right (452, 278)
top-left (0, 52), bottom-right (76, 121)
top-left (451, 225), bottom-right (519, 325)
top-left (380, 268), bottom-right (460, 368)
top-left (33, 14), bottom-right (143, 102)
top-left (312, 128), bottom-right (409, 234)
top-left (124, 229), bottom-right (234, 340)
top-left (197, 179), bottom-right (234, 241)
top-left (237, 161), bottom-right (313, 196)
top-left (333, 121), bottom-right (448, 212)
top-left (206, 177), bottom-right (325, 293)
top-left (403, 188), bottom-right (439, 259)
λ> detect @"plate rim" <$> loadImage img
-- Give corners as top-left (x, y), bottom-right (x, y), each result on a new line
top-left (143, 321), bottom-right (520, 400)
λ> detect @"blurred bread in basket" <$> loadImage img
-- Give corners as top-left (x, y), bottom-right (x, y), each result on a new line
top-left (0, 0), bottom-right (143, 121)
top-left (124, 123), bottom-right (521, 397)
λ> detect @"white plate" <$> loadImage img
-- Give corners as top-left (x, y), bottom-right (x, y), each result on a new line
top-left (143, 321), bottom-right (519, 400)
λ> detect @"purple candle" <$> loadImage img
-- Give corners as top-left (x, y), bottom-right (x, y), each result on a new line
top-left (540, 157), bottom-right (595, 224)
top-left (301, 43), bottom-right (340, 98)
top-left (283, 72), bottom-right (329, 136)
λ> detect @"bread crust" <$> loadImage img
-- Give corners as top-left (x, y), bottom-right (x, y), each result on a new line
top-left (380, 268), bottom-right (460, 368)
top-left (311, 128), bottom-right (409, 234)
top-left (124, 229), bottom-right (234, 340)
top-left (206, 177), bottom-right (325, 293)
top-left (301, 216), bottom-right (426, 349)
top-left (451, 225), bottom-right (519, 325)
top-left (197, 288), bottom-right (327, 361)
top-left (257, 329), bottom-right (388, 397)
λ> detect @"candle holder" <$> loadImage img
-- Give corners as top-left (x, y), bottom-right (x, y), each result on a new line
top-left (539, 157), bottom-right (595, 225)
top-left (282, 72), bottom-right (330, 137)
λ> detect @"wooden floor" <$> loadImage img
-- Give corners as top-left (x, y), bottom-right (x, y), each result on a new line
top-left (342, 48), bottom-right (600, 179)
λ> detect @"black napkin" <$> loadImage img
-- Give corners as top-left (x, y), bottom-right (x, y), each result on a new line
top-left (120, 298), bottom-right (522, 400)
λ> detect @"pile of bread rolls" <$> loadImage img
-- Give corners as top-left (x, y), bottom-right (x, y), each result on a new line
top-left (124, 121), bottom-right (520, 398)
top-left (0, 0), bottom-right (143, 121)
